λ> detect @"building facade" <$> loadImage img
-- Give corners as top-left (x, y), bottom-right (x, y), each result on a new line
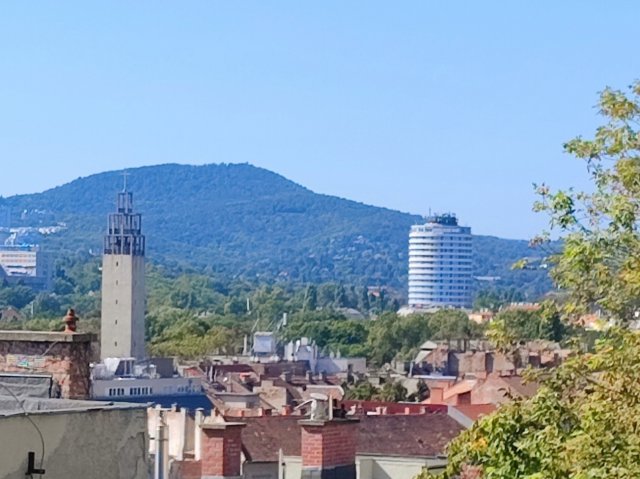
top-left (0, 397), bottom-right (148, 479)
top-left (0, 330), bottom-right (94, 399)
top-left (408, 214), bottom-right (473, 309)
top-left (0, 245), bottom-right (53, 291)
top-left (100, 190), bottom-right (146, 359)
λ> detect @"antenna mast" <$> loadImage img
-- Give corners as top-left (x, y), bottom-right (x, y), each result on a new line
top-left (120, 171), bottom-right (130, 192)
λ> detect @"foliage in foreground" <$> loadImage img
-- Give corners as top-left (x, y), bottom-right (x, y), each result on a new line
top-left (423, 81), bottom-right (640, 478)
top-left (533, 81), bottom-right (640, 321)
top-left (432, 328), bottom-right (640, 479)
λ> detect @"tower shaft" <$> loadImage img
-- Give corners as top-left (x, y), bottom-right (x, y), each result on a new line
top-left (100, 191), bottom-right (146, 360)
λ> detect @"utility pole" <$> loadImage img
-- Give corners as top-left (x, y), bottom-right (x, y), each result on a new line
top-left (154, 411), bottom-right (168, 479)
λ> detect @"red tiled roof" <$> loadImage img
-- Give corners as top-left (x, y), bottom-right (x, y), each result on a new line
top-left (235, 412), bottom-right (464, 462)
top-left (235, 416), bottom-right (301, 462)
top-left (357, 414), bottom-right (463, 457)
top-left (211, 364), bottom-right (256, 374)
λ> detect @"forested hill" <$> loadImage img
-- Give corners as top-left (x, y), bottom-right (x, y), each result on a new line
top-left (1, 163), bottom-right (550, 297)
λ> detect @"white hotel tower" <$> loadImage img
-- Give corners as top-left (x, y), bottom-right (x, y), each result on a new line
top-left (408, 214), bottom-right (473, 309)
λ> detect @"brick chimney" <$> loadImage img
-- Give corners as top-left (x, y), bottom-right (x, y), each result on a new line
top-left (200, 422), bottom-right (246, 479)
top-left (430, 387), bottom-right (444, 403)
top-left (299, 418), bottom-right (359, 479)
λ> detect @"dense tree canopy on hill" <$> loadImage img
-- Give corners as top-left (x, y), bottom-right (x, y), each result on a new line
top-left (1, 163), bottom-right (550, 297)
top-left (0, 252), bottom-right (491, 363)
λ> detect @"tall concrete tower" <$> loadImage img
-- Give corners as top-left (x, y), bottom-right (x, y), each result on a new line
top-left (100, 188), bottom-right (146, 360)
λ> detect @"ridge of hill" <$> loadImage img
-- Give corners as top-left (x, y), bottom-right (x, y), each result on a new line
top-left (1, 163), bottom-right (551, 297)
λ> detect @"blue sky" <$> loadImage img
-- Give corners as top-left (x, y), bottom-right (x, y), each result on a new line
top-left (0, 2), bottom-right (637, 239)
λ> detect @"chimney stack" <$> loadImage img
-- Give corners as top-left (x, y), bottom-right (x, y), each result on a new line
top-left (299, 417), bottom-right (359, 479)
top-left (430, 387), bottom-right (444, 404)
top-left (199, 422), bottom-right (246, 479)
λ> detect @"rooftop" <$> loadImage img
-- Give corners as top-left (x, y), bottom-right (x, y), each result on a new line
top-left (237, 412), bottom-right (464, 462)
top-left (451, 403), bottom-right (497, 422)
top-left (495, 375), bottom-right (540, 398)
top-left (0, 395), bottom-right (147, 417)
top-left (0, 330), bottom-right (95, 343)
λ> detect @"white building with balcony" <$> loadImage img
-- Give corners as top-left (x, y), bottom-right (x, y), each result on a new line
top-left (408, 214), bottom-right (473, 308)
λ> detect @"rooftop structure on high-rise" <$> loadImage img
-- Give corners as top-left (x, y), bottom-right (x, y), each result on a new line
top-left (408, 213), bottom-right (473, 309)
top-left (100, 188), bottom-right (146, 360)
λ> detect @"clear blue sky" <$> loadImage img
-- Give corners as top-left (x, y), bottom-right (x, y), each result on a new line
top-left (0, 2), bottom-right (637, 239)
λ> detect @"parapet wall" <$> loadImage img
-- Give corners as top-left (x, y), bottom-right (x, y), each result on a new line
top-left (0, 331), bottom-right (95, 399)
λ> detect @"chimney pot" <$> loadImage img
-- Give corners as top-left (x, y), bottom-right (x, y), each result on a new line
top-left (63, 308), bottom-right (79, 333)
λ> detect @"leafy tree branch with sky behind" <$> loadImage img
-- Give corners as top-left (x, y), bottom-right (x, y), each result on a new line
top-left (423, 81), bottom-right (640, 479)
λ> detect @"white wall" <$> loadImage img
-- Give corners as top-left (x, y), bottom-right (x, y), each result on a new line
top-left (358, 455), bottom-right (447, 479)
top-left (316, 357), bottom-right (367, 375)
top-left (243, 461), bottom-right (279, 479)
top-left (0, 407), bottom-right (148, 479)
top-left (282, 456), bottom-right (302, 479)
top-left (278, 454), bottom-right (447, 479)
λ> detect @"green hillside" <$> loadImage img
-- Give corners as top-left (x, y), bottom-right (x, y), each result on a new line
top-left (1, 163), bottom-right (551, 298)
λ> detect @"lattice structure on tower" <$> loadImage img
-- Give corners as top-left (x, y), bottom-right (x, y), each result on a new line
top-left (104, 192), bottom-right (145, 256)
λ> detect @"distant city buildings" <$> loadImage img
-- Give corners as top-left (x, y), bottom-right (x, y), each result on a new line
top-left (408, 213), bottom-right (473, 309)
top-left (0, 244), bottom-right (53, 291)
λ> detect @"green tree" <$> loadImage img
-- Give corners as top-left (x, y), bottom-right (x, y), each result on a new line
top-left (438, 328), bottom-right (640, 479)
top-left (0, 283), bottom-right (35, 309)
top-left (303, 284), bottom-right (318, 311)
top-left (415, 379), bottom-right (429, 402)
top-left (358, 287), bottom-right (370, 312)
top-left (431, 82), bottom-right (640, 479)
top-left (429, 309), bottom-right (484, 342)
top-left (533, 81), bottom-right (640, 322)
top-left (344, 380), bottom-right (379, 401)
top-left (32, 293), bottom-right (63, 317)
top-left (375, 380), bottom-right (408, 402)
top-left (473, 288), bottom-right (524, 312)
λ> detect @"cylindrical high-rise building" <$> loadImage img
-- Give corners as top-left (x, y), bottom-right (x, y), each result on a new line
top-left (408, 214), bottom-right (473, 309)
